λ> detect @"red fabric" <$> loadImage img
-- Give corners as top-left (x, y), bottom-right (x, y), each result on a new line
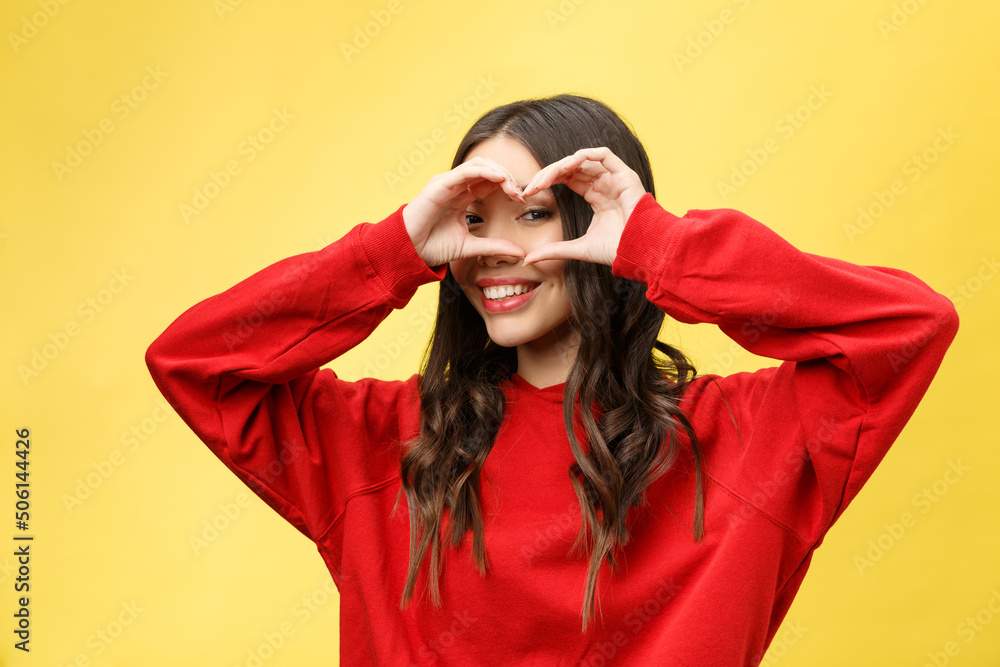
top-left (146, 194), bottom-right (958, 666)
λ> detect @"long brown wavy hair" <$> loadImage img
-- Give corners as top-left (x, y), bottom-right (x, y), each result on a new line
top-left (394, 93), bottom-right (705, 632)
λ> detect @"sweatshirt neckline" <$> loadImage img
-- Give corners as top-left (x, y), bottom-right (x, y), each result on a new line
top-left (508, 372), bottom-right (567, 403)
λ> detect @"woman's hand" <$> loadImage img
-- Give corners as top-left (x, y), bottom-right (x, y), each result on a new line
top-left (402, 157), bottom-right (529, 268)
top-left (520, 147), bottom-right (646, 267)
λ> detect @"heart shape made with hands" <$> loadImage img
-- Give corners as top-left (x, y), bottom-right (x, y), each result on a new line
top-left (471, 147), bottom-right (646, 267)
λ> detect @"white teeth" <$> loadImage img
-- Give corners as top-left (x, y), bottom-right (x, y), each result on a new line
top-left (483, 283), bottom-right (537, 301)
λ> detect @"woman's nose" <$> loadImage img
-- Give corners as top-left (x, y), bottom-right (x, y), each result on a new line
top-left (474, 219), bottom-right (525, 265)
top-left (478, 252), bottom-right (521, 267)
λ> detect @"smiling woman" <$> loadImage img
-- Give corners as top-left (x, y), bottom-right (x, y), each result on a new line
top-left (145, 93), bottom-right (959, 665)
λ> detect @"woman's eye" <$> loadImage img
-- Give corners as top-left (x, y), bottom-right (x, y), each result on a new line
top-left (522, 209), bottom-right (552, 221)
top-left (465, 213), bottom-right (483, 225)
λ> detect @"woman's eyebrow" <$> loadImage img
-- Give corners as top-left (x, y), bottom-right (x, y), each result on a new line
top-left (472, 189), bottom-right (553, 205)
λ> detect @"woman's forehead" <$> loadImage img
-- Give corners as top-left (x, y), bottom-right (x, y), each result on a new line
top-left (464, 136), bottom-right (543, 177)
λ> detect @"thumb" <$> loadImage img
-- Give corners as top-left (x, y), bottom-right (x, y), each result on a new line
top-left (462, 237), bottom-right (526, 261)
top-left (523, 238), bottom-right (589, 265)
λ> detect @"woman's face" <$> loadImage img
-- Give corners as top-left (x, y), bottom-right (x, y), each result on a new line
top-left (449, 135), bottom-right (577, 351)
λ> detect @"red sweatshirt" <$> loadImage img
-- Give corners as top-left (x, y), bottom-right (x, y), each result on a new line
top-left (145, 193), bottom-right (958, 666)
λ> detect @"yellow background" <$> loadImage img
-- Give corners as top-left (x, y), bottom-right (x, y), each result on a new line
top-left (2, 0), bottom-right (998, 664)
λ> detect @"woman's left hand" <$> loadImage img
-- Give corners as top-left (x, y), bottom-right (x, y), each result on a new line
top-left (520, 147), bottom-right (646, 266)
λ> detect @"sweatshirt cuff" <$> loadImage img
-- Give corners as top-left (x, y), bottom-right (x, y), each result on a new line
top-left (356, 203), bottom-right (448, 303)
top-left (611, 192), bottom-right (684, 288)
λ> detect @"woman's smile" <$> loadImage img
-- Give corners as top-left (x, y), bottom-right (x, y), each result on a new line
top-left (477, 277), bottom-right (541, 312)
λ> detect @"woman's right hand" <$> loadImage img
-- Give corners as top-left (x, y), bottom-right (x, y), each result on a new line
top-left (402, 157), bottom-right (529, 268)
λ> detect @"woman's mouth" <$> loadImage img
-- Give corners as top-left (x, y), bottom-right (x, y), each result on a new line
top-left (479, 283), bottom-right (540, 313)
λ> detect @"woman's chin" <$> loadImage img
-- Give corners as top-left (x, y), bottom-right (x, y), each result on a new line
top-left (485, 321), bottom-right (578, 352)
top-left (485, 330), bottom-right (526, 348)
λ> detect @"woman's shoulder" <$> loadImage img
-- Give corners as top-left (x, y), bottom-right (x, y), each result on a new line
top-left (679, 366), bottom-right (782, 425)
top-left (676, 364), bottom-right (792, 489)
top-left (677, 358), bottom-right (876, 544)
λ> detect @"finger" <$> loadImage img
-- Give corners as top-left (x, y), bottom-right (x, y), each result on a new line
top-left (466, 178), bottom-right (502, 201)
top-left (522, 149), bottom-right (595, 194)
top-left (568, 147), bottom-right (631, 175)
top-left (493, 175), bottom-right (527, 204)
top-left (460, 237), bottom-right (526, 261)
top-left (442, 168), bottom-right (523, 208)
top-left (463, 156), bottom-right (526, 203)
top-left (522, 155), bottom-right (586, 196)
top-left (438, 164), bottom-right (510, 197)
top-left (475, 156), bottom-right (527, 202)
top-left (523, 158), bottom-right (599, 197)
top-left (522, 238), bottom-right (591, 265)
top-left (524, 147), bottom-right (629, 196)
top-left (588, 146), bottom-right (631, 169)
top-left (525, 164), bottom-right (608, 205)
top-left (449, 183), bottom-right (478, 211)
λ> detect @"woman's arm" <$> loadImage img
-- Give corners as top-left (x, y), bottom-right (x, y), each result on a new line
top-left (523, 147), bottom-right (959, 543)
top-left (145, 205), bottom-right (446, 545)
top-left (146, 156), bottom-right (530, 557)
top-left (614, 194), bottom-right (959, 540)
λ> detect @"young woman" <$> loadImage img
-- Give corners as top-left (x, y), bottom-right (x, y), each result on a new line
top-left (146, 94), bottom-right (958, 665)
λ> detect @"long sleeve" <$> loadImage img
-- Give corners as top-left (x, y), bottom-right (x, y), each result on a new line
top-left (611, 193), bottom-right (959, 543)
top-left (145, 204), bottom-right (446, 551)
